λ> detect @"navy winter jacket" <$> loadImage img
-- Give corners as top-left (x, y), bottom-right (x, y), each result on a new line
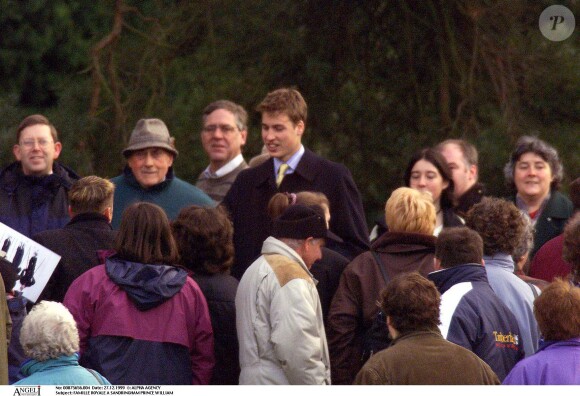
top-left (428, 264), bottom-right (524, 381)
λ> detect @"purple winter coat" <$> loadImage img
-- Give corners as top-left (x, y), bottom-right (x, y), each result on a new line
top-left (503, 338), bottom-right (580, 385)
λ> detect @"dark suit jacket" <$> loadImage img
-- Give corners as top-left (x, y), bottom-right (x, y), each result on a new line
top-left (222, 149), bottom-right (369, 279)
top-left (33, 212), bottom-right (117, 302)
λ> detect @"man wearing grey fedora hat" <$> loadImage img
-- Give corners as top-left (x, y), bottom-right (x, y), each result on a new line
top-left (110, 118), bottom-right (213, 228)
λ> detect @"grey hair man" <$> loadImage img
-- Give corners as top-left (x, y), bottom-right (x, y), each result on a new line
top-left (196, 100), bottom-right (249, 203)
top-left (436, 139), bottom-right (485, 217)
top-left (235, 205), bottom-right (331, 385)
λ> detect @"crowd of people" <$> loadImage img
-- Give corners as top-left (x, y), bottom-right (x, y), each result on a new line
top-left (0, 87), bottom-right (577, 385)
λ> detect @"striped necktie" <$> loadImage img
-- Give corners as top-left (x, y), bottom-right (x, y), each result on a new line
top-left (276, 163), bottom-right (289, 187)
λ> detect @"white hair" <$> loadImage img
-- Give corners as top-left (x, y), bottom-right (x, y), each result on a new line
top-left (20, 301), bottom-right (79, 362)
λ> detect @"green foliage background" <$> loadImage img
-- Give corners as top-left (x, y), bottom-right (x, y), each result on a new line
top-left (0, 0), bottom-right (578, 227)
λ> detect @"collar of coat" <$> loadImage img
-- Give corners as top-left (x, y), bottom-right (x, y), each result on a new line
top-left (249, 148), bottom-right (321, 187)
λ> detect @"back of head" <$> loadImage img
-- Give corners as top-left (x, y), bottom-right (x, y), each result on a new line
top-left (17, 114), bottom-right (58, 142)
top-left (385, 187), bottom-right (435, 235)
top-left (436, 227), bottom-right (484, 268)
top-left (69, 176), bottom-right (115, 215)
top-left (172, 205), bottom-right (234, 275)
top-left (562, 212), bottom-right (580, 284)
top-left (504, 135), bottom-right (563, 191)
top-left (268, 191), bottom-right (329, 220)
top-left (465, 197), bottom-right (526, 256)
top-left (20, 301), bottom-right (79, 361)
top-left (380, 272), bottom-right (441, 334)
top-left (115, 202), bottom-right (178, 265)
top-left (256, 88), bottom-right (307, 125)
top-left (272, 204), bottom-right (327, 240)
top-left (202, 100), bottom-right (248, 131)
top-left (533, 279), bottom-right (580, 341)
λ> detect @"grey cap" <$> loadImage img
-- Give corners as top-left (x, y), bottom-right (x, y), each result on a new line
top-left (122, 118), bottom-right (178, 157)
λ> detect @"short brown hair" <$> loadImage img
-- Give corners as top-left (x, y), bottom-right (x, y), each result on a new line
top-left (172, 206), bottom-right (234, 274)
top-left (385, 187), bottom-right (435, 235)
top-left (465, 197), bottom-right (526, 256)
top-left (436, 227), bottom-right (484, 268)
top-left (436, 139), bottom-right (479, 167)
top-left (68, 176), bottom-right (115, 215)
top-left (267, 191), bottom-right (330, 220)
top-left (17, 114), bottom-right (58, 142)
top-left (562, 212), bottom-right (580, 284)
top-left (202, 100), bottom-right (248, 131)
top-left (115, 202), bottom-right (179, 265)
top-left (256, 88), bottom-right (307, 125)
top-left (380, 272), bottom-right (441, 335)
top-left (534, 279), bottom-right (580, 341)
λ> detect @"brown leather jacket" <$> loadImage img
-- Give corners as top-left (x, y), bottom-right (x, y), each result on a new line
top-left (326, 231), bottom-right (436, 385)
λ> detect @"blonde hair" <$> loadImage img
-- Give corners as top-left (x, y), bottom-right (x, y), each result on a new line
top-left (20, 301), bottom-right (79, 362)
top-left (68, 176), bottom-right (115, 214)
top-left (385, 187), bottom-right (435, 235)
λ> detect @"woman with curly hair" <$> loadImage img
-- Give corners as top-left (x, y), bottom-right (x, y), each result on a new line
top-left (466, 197), bottom-right (540, 358)
top-left (171, 205), bottom-right (240, 384)
top-left (504, 136), bottom-right (573, 259)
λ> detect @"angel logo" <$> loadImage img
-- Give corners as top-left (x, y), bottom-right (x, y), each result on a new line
top-left (13, 386), bottom-right (40, 396)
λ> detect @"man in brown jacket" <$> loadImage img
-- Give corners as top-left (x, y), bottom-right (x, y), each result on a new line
top-left (354, 272), bottom-right (499, 385)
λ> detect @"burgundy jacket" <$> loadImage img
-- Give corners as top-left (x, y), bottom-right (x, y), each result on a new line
top-left (327, 231), bottom-right (436, 385)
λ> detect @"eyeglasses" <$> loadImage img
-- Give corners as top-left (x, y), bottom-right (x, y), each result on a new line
top-left (19, 139), bottom-right (54, 149)
top-left (202, 124), bottom-right (238, 135)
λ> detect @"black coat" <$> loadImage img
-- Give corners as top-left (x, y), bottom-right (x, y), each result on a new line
top-left (33, 212), bottom-right (117, 302)
top-left (190, 272), bottom-right (240, 385)
top-left (222, 149), bottom-right (370, 279)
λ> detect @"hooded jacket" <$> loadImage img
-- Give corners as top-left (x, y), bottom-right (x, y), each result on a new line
top-left (0, 161), bottom-right (79, 237)
top-left (235, 237), bottom-right (330, 385)
top-left (428, 264), bottom-right (524, 381)
top-left (63, 256), bottom-right (214, 385)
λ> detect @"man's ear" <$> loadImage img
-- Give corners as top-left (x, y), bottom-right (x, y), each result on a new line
top-left (434, 257), bottom-right (442, 270)
top-left (53, 141), bottom-right (62, 160)
top-left (103, 207), bottom-right (113, 223)
top-left (68, 206), bottom-right (74, 218)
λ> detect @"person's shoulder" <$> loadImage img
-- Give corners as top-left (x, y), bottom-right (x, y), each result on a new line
top-left (171, 177), bottom-right (213, 201)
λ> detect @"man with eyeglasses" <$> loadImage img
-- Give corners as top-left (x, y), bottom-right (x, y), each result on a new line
top-left (110, 118), bottom-right (213, 229)
top-left (0, 114), bottom-right (80, 237)
top-left (196, 100), bottom-right (249, 203)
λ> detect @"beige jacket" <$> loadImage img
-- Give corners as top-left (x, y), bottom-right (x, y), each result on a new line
top-left (235, 237), bottom-right (330, 385)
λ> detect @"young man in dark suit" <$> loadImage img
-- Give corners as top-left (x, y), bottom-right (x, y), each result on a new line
top-left (222, 88), bottom-right (369, 279)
